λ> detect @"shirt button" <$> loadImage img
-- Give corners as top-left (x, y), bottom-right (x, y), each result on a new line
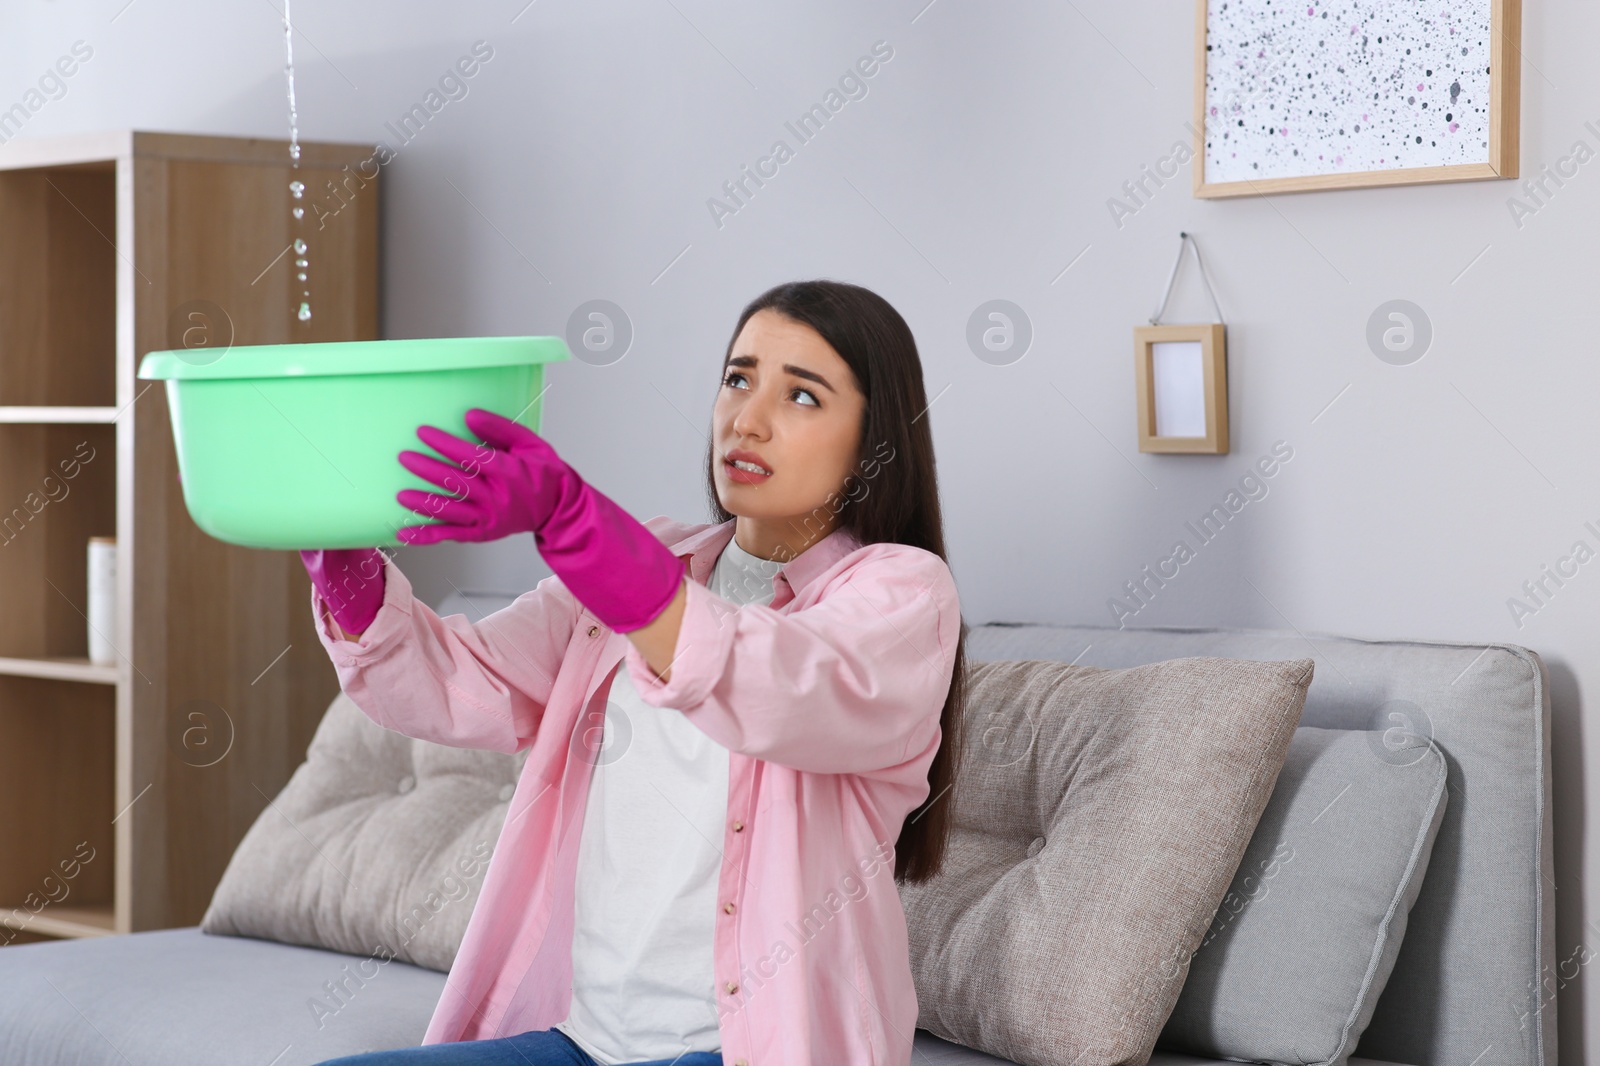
top-left (723, 901), bottom-right (735, 914)
top-left (724, 980), bottom-right (739, 994)
top-left (587, 625), bottom-right (599, 637)
top-left (731, 820), bottom-right (744, 832)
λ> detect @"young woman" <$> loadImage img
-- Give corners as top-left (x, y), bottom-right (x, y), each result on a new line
top-left (304, 279), bottom-right (968, 1066)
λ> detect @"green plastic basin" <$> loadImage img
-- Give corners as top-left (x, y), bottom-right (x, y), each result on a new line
top-left (136, 336), bottom-right (571, 549)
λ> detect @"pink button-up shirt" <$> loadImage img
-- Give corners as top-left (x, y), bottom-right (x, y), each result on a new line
top-left (311, 514), bottom-right (962, 1066)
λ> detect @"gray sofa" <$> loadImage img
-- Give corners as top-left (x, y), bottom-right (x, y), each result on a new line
top-left (0, 611), bottom-right (1555, 1066)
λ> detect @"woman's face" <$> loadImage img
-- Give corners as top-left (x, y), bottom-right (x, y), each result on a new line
top-left (713, 308), bottom-right (865, 545)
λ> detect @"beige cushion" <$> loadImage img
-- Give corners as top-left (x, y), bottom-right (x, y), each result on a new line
top-left (898, 655), bottom-right (1314, 1066)
top-left (200, 691), bottom-right (524, 972)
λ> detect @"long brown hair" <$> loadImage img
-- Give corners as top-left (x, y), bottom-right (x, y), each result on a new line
top-left (703, 279), bottom-right (968, 885)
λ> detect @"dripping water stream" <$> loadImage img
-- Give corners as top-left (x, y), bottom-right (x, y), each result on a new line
top-left (282, 0), bottom-right (312, 323)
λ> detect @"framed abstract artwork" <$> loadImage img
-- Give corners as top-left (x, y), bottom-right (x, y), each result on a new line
top-left (1193, 0), bottom-right (1521, 197)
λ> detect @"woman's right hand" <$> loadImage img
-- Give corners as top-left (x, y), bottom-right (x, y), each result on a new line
top-left (299, 548), bottom-right (388, 638)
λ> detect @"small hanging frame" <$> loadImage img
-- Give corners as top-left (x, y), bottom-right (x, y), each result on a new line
top-left (1133, 232), bottom-right (1229, 454)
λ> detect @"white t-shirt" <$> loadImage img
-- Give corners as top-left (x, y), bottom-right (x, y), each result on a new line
top-left (555, 533), bottom-right (784, 1064)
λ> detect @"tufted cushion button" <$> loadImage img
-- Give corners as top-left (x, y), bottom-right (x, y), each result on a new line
top-left (587, 625), bottom-right (599, 637)
top-left (396, 774), bottom-right (415, 794)
top-left (499, 784), bottom-right (515, 802)
top-left (1026, 835), bottom-right (1045, 858)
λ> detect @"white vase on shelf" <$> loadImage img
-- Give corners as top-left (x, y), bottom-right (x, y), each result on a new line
top-left (87, 536), bottom-right (116, 666)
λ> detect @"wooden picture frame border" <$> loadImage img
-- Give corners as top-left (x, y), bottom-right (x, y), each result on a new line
top-left (1192, 0), bottom-right (1521, 198)
top-left (1134, 323), bottom-right (1229, 454)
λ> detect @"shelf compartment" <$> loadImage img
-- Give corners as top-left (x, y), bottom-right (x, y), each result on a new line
top-left (0, 166), bottom-right (117, 408)
top-left (0, 676), bottom-right (114, 943)
top-left (0, 423), bottom-right (116, 662)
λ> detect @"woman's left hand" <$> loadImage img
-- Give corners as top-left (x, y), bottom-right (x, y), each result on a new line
top-left (394, 408), bottom-right (686, 633)
top-left (395, 408), bottom-right (567, 545)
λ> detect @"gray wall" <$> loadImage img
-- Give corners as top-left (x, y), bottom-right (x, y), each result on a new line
top-left (8, 0), bottom-right (1595, 1058)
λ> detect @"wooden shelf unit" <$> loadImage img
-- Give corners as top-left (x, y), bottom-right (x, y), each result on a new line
top-left (0, 130), bottom-right (376, 944)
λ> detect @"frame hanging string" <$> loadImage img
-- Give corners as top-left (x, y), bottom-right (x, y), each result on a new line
top-left (1150, 231), bottom-right (1225, 326)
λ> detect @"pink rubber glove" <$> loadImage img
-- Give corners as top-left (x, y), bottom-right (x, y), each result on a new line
top-left (394, 408), bottom-right (685, 633)
top-left (300, 548), bottom-right (388, 635)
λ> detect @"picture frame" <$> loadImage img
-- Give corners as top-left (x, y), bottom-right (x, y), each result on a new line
top-left (1133, 323), bottom-right (1228, 454)
top-left (1193, 0), bottom-right (1521, 198)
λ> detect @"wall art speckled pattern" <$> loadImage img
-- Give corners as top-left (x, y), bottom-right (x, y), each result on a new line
top-left (1194, 0), bottom-right (1520, 197)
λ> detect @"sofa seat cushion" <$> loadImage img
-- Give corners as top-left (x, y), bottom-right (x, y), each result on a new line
top-left (898, 655), bottom-right (1314, 1066)
top-left (0, 926), bottom-right (448, 1066)
top-left (0, 927), bottom-right (1425, 1066)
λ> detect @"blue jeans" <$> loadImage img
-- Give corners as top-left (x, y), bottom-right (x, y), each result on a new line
top-left (313, 1027), bottom-right (723, 1066)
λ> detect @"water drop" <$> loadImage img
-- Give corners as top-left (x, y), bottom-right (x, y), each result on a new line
top-left (292, 207), bottom-right (304, 220)
top-left (298, 303), bottom-right (312, 322)
top-left (297, 272), bottom-right (307, 281)
top-left (290, 143), bottom-right (301, 161)
top-left (294, 238), bottom-right (306, 254)
top-left (289, 180), bottom-right (304, 199)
